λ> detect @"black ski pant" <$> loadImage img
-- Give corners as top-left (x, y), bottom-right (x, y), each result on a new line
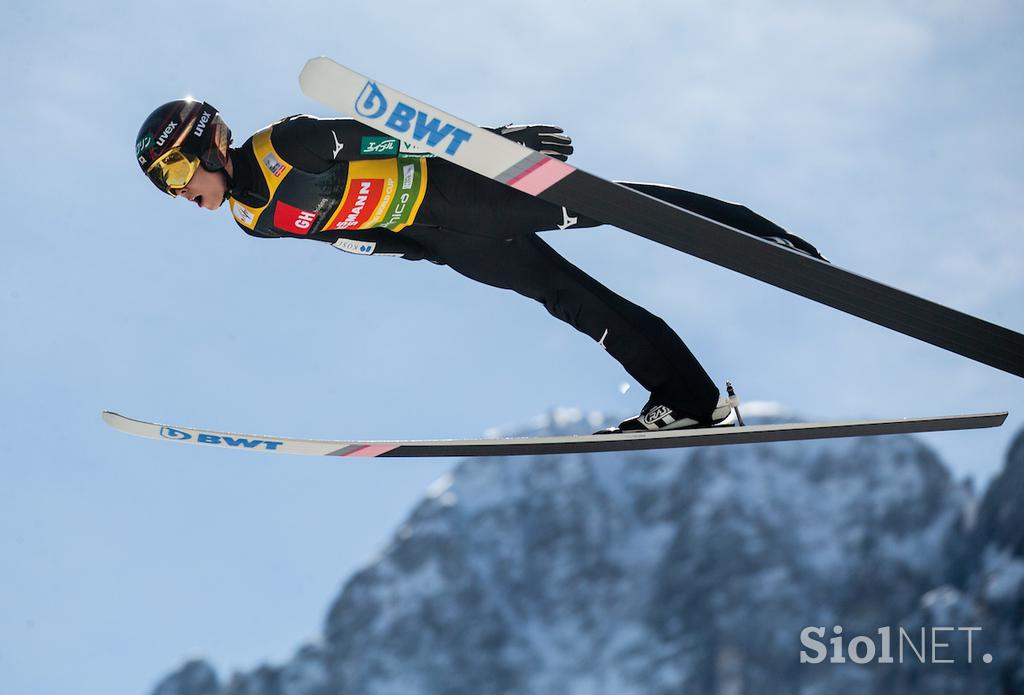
top-left (405, 160), bottom-right (800, 421)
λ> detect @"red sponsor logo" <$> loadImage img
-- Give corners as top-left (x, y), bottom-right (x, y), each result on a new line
top-left (273, 201), bottom-right (319, 235)
top-left (331, 178), bottom-right (384, 230)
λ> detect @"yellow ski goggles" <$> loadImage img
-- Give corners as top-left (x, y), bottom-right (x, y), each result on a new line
top-left (146, 148), bottom-right (201, 196)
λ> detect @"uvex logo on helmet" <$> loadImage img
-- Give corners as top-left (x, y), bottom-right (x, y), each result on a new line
top-left (156, 121), bottom-right (178, 147)
top-left (137, 98), bottom-right (233, 187)
top-left (193, 111), bottom-right (211, 137)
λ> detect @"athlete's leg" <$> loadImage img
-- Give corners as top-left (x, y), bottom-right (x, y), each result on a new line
top-left (613, 182), bottom-right (827, 260)
top-left (419, 159), bottom-right (600, 235)
top-left (424, 159), bottom-right (823, 261)
top-left (404, 225), bottom-right (721, 420)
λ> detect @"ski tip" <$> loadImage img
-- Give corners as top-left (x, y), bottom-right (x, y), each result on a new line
top-left (300, 55), bottom-right (329, 71)
top-left (102, 410), bottom-right (140, 431)
top-left (299, 59), bottom-right (320, 90)
top-left (299, 56), bottom-right (342, 93)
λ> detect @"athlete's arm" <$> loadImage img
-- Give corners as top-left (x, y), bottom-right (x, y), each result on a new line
top-left (268, 115), bottom-right (401, 172)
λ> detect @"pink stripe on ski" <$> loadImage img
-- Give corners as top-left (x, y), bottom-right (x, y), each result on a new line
top-left (343, 444), bottom-right (399, 457)
top-left (508, 158), bottom-right (575, 195)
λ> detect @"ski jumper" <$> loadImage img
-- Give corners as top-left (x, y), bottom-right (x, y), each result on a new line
top-left (226, 115), bottom-right (816, 422)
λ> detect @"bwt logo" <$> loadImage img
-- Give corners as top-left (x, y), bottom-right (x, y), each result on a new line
top-left (159, 426), bottom-right (283, 450)
top-left (355, 81), bottom-right (472, 156)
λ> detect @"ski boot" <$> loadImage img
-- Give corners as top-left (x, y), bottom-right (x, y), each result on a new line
top-left (597, 389), bottom-right (736, 435)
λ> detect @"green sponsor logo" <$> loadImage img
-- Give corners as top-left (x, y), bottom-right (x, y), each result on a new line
top-left (397, 140), bottom-right (434, 158)
top-left (382, 158), bottom-right (424, 231)
top-left (360, 136), bottom-right (399, 155)
top-left (136, 133), bottom-right (154, 155)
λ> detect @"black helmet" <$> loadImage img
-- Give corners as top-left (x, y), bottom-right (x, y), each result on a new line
top-left (135, 98), bottom-right (232, 195)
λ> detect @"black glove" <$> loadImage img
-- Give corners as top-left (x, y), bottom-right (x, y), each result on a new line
top-left (489, 124), bottom-right (574, 161)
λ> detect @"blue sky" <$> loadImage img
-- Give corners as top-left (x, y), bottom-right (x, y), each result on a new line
top-left (1, 2), bottom-right (1022, 694)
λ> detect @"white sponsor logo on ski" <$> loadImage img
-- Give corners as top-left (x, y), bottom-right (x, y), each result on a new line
top-left (354, 81), bottom-right (472, 156)
top-left (331, 130), bottom-right (345, 158)
top-left (159, 426), bottom-right (283, 450)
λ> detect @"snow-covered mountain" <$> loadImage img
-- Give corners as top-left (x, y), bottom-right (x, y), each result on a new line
top-left (150, 412), bottom-right (1024, 695)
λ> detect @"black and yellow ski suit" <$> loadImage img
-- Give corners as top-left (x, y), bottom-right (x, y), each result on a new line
top-left (226, 115), bottom-right (821, 422)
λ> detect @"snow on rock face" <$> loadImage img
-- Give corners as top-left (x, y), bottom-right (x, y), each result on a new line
top-left (151, 660), bottom-right (219, 695)
top-left (150, 414), bottom-right (1024, 695)
top-left (973, 428), bottom-right (1024, 556)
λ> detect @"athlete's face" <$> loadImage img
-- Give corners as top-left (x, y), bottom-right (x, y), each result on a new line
top-left (178, 163), bottom-right (229, 211)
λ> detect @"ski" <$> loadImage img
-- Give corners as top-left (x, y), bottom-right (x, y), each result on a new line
top-left (298, 57), bottom-right (1024, 378)
top-left (102, 410), bottom-right (1007, 458)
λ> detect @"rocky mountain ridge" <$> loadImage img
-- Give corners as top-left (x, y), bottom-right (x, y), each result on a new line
top-left (151, 411), bottom-right (1024, 695)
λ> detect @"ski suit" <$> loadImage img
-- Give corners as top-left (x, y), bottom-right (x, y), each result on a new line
top-left (226, 115), bottom-right (817, 422)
